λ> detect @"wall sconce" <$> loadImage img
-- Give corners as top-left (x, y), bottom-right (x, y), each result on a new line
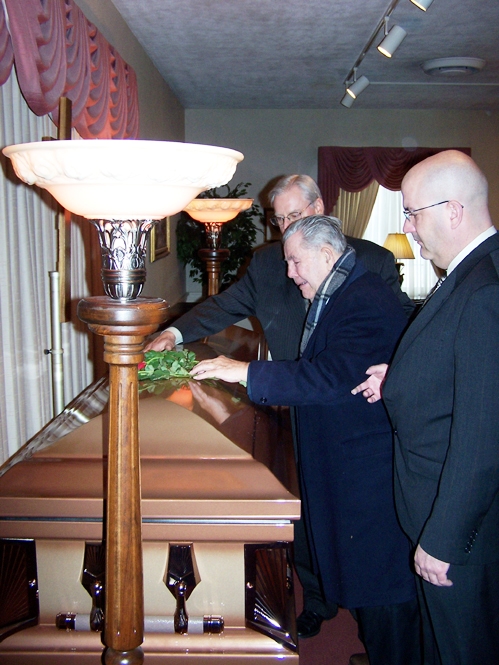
top-left (383, 233), bottom-right (414, 284)
top-left (410, 0), bottom-right (434, 10)
top-left (377, 18), bottom-right (407, 58)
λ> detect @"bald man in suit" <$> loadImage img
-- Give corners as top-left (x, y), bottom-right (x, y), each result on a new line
top-left (353, 150), bottom-right (499, 664)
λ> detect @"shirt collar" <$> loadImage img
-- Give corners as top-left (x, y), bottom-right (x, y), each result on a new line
top-left (447, 226), bottom-right (497, 275)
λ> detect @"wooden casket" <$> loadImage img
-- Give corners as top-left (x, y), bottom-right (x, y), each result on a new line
top-left (0, 331), bottom-right (300, 663)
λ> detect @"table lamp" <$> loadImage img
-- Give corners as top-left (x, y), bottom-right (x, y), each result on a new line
top-left (383, 232), bottom-right (414, 285)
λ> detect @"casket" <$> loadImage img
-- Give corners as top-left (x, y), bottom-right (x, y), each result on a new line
top-left (0, 328), bottom-right (300, 663)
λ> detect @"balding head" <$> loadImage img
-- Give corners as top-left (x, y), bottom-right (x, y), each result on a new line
top-left (402, 150), bottom-right (493, 269)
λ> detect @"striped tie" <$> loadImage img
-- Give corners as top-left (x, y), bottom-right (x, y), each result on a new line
top-left (422, 274), bottom-right (446, 306)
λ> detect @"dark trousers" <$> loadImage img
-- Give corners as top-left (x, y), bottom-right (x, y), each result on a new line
top-left (354, 597), bottom-right (421, 665)
top-left (417, 560), bottom-right (499, 665)
top-left (293, 508), bottom-right (339, 619)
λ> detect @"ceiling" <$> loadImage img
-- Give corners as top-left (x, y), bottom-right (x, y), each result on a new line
top-left (109, 0), bottom-right (499, 111)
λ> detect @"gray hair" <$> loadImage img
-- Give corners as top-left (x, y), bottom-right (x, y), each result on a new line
top-left (268, 174), bottom-right (322, 206)
top-left (282, 215), bottom-right (347, 254)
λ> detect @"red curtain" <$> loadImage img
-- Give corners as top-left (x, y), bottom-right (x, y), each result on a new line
top-left (0, 0), bottom-right (139, 139)
top-left (318, 147), bottom-right (471, 215)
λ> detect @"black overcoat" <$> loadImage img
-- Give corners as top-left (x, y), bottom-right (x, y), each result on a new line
top-left (247, 263), bottom-right (416, 608)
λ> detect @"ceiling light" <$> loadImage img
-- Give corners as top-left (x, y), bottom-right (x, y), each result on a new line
top-left (346, 75), bottom-right (370, 99)
top-left (410, 0), bottom-right (434, 10)
top-left (378, 24), bottom-right (407, 58)
top-left (422, 57), bottom-right (486, 76)
top-left (340, 92), bottom-right (355, 108)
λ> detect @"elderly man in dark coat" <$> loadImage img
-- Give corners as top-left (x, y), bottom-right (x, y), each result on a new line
top-left (190, 215), bottom-right (420, 665)
top-left (147, 174), bottom-right (415, 640)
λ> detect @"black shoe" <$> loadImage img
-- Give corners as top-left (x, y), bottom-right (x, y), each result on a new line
top-left (296, 609), bottom-right (324, 638)
top-left (349, 654), bottom-right (369, 665)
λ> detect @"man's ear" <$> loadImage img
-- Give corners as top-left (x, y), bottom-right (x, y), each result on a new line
top-left (315, 197), bottom-right (325, 215)
top-left (449, 200), bottom-right (464, 229)
top-left (322, 245), bottom-right (336, 264)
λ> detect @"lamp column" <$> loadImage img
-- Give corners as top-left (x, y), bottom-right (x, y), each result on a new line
top-left (78, 297), bottom-right (168, 664)
top-left (198, 247), bottom-right (230, 296)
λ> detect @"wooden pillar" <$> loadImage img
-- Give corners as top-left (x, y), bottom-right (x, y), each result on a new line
top-left (77, 296), bottom-right (168, 665)
top-left (198, 248), bottom-right (230, 296)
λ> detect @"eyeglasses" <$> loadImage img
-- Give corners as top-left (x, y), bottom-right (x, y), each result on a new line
top-left (270, 199), bottom-right (316, 227)
top-left (403, 200), bottom-right (463, 221)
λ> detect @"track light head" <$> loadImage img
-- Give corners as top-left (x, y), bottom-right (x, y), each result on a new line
top-left (378, 24), bottom-right (407, 58)
top-left (410, 0), bottom-right (434, 10)
top-left (346, 75), bottom-right (370, 100)
top-left (340, 92), bottom-right (355, 108)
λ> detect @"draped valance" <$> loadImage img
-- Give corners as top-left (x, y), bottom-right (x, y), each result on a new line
top-left (318, 146), bottom-right (471, 215)
top-left (0, 0), bottom-right (139, 139)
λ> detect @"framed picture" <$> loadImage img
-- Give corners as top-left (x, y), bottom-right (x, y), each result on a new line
top-left (150, 217), bottom-right (170, 262)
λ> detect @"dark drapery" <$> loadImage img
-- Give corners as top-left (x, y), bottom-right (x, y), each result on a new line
top-left (318, 147), bottom-right (472, 214)
top-left (0, 0), bottom-right (139, 139)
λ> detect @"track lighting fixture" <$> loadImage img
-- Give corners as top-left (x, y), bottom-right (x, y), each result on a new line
top-left (340, 0), bottom-right (434, 107)
top-left (345, 71), bottom-right (370, 100)
top-left (410, 0), bottom-right (434, 10)
top-left (377, 18), bottom-right (407, 58)
top-left (340, 91), bottom-right (355, 108)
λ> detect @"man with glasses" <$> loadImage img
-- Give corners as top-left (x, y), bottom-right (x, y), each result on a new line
top-left (353, 150), bottom-right (499, 664)
top-left (147, 174), bottom-right (414, 639)
top-left (148, 175), bottom-right (413, 358)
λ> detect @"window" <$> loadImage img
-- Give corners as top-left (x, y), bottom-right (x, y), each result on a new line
top-left (362, 186), bottom-right (438, 300)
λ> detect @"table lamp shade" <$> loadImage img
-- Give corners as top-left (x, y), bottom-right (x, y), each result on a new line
top-left (383, 233), bottom-right (415, 260)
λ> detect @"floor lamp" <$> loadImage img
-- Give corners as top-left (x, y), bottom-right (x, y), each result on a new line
top-left (183, 198), bottom-right (253, 296)
top-left (3, 139), bottom-right (243, 665)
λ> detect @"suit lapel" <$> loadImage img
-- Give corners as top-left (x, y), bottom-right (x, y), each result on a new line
top-left (390, 270), bottom-right (456, 368)
top-left (390, 233), bottom-right (499, 370)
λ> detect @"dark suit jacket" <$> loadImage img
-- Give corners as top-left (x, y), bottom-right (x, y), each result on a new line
top-left (383, 232), bottom-right (499, 566)
top-left (174, 238), bottom-right (414, 361)
top-left (247, 263), bottom-right (415, 608)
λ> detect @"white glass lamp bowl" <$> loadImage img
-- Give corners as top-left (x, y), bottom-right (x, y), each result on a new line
top-left (3, 140), bottom-right (244, 299)
top-left (184, 198), bottom-right (253, 224)
top-left (2, 140), bottom-right (243, 220)
top-left (184, 198), bottom-right (253, 248)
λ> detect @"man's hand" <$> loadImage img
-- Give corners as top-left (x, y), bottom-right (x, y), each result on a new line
top-left (190, 355), bottom-right (249, 384)
top-left (189, 381), bottom-right (232, 425)
top-left (144, 330), bottom-right (176, 352)
top-left (351, 363), bottom-right (388, 403)
top-left (414, 544), bottom-right (453, 587)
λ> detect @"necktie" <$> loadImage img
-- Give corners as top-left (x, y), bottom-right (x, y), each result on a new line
top-left (421, 274), bottom-right (446, 307)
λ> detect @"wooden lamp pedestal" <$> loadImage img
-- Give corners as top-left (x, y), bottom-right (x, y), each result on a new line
top-left (78, 296), bottom-right (168, 665)
top-left (198, 247), bottom-right (230, 296)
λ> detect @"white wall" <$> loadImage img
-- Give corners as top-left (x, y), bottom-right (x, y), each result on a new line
top-left (185, 109), bottom-right (499, 223)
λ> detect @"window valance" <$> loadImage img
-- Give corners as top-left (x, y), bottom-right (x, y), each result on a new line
top-left (318, 146), bottom-right (471, 215)
top-left (0, 0), bottom-right (138, 139)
